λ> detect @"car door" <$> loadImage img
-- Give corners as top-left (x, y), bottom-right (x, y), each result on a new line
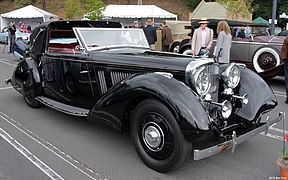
top-left (41, 53), bottom-right (97, 109)
top-left (230, 38), bottom-right (251, 63)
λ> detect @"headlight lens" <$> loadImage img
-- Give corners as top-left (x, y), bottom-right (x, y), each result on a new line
top-left (193, 66), bottom-right (211, 96)
top-left (221, 63), bottom-right (240, 88)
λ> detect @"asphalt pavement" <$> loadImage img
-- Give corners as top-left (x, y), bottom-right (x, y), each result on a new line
top-left (0, 44), bottom-right (287, 180)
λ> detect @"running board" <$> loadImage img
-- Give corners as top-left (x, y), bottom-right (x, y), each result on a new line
top-left (36, 96), bottom-right (89, 117)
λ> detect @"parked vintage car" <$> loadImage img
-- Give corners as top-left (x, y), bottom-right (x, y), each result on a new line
top-left (170, 19), bottom-right (285, 78)
top-left (6, 20), bottom-right (283, 172)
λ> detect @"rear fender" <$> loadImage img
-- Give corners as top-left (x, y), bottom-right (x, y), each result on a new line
top-left (12, 57), bottom-right (41, 94)
top-left (88, 72), bottom-right (210, 132)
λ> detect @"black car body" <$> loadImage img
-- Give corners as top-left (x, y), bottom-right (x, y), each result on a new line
top-left (6, 20), bottom-right (282, 173)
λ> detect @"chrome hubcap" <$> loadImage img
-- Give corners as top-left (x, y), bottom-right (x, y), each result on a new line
top-left (142, 122), bottom-right (164, 152)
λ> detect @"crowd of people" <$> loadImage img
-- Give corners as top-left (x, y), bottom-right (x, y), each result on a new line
top-left (131, 19), bottom-right (173, 51)
top-left (5, 16), bottom-right (56, 54)
top-left (132, 17), bottom-right (232, 63)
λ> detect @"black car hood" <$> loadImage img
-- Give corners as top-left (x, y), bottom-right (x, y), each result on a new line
top-left (87, 49), bottom-right (196, 72)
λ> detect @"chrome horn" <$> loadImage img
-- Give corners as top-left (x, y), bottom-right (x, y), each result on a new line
top-left (233, 93), bottom-right (249, 105)
top-left (210, 100), bottom-right (232, 119)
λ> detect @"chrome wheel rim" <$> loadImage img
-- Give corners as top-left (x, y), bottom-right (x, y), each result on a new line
top-left (142, 122), bottom-right (164, 152)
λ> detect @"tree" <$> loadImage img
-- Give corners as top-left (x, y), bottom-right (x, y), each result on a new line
top-left (13, 0), bottom-right (40, 6)
top-left (216, 0), bottom-right (253, 20)
top-left (251, 0), bottom-right (273, 20)
top-left (13, 0), bottom-right (32, 6)
top-left (64, 0), bottom-right (82, 20)
top-left (84, 0), bottom-right (104, 20)
top-left (186, 0), bottom-right (202, 11)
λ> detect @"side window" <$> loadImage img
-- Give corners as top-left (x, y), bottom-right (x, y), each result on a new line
top-left (48, 30), bottom-right (79, 54)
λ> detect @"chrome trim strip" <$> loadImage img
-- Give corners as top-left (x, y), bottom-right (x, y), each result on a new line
top-left (98, 71), bottom-right (107, 94)
top-left (193, 112), bottom-right (284, 160)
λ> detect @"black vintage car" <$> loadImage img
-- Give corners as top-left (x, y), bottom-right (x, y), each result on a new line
top-left (6, 20), bottom-right (283, 173)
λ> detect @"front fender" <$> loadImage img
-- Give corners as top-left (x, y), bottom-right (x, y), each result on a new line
top-left (88, 73), bottom-right (210, 132)
top-left (236, 67), bottom-right (277, 120)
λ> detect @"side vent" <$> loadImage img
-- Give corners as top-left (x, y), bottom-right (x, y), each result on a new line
top-left (110, 72), bottom-right (132, 86)
top-left (98, 71), bottom-right (107, 94)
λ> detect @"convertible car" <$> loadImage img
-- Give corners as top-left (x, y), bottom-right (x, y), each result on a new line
top-left (170, 19), bottom-right (285, 78)
top-left (6, 20), bottom-right (283, 172)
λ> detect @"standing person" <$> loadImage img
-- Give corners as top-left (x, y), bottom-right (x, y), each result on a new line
top-left (161, 20), bottom-right (173, 52)
top-left (143, 19), bottom-right (157, 50)
top-left (280, 34), bottom-right (288, 104)
top-left (191, 17), bottom-right (213, 57)
top-left (132, 21), bottom-right (140, 28)
top-left (213, 21), bottom-right (232, 63)
top-left (49, 16), bottom-right (54, 22)
top-left (8, 21), bottom-right (16, 53)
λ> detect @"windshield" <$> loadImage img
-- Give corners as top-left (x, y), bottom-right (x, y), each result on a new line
top-left (73, 28), bottom-right (150, 51)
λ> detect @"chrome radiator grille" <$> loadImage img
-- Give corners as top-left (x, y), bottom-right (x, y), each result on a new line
top-left (208, 64), bottom-right (220, 102)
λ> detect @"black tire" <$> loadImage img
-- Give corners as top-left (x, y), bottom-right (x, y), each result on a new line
top-left (130, 99), bottom-right (192, 173)
top-left (180, 47), bottom-right (192, 55)
top-left (169, 41), bottom-right (180, 53)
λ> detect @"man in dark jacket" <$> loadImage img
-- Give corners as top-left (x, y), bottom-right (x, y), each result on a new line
top-left (143, 19), bottom-right (157, 50)
top-left (161, 20), bottom-right (173, 52)
top-left (280, 34), bottom-right (288, 104)
top-left (8, 21), bottom-right (16, 53)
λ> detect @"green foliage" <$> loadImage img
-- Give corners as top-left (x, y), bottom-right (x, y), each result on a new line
top-left (13, 0), bottom-right (40, 6)
top-left (84, 0), bottom-right (104, 20)
top-left (251, 0), bottom-right (272, 20)
top-left (186, 0), bottom-right (202, 11)
top-left (281, 149), bottom-right (288, 160)
top-left (217, 0), bottom-right (253, 20)
top-left (13, 0), bottom-right (30, 6)
top-left (64, 0), bottom-right (82, 20)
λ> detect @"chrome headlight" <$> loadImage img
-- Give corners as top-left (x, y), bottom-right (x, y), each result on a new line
top-left (192, 66), bottom-right (211, 96)
top-left (221, 100), bottom-right (232, 119)
top-left (221, 63), bottom-right (240, 89)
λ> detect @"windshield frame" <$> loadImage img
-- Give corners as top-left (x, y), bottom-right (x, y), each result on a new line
top-left (73, 27), bottom-right (150, 52)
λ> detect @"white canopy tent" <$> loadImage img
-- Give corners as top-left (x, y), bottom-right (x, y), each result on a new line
top-left (0, 5), bottom-right (58, 30)
top-left (102, 5), bottom-right (177, 27)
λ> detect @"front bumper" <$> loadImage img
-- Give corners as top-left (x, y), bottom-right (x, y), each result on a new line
top-left (194, 112), bottom-right (284, 160)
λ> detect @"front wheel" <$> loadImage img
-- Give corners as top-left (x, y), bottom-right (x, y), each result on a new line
top-left (130, 99), bottom-right (192, 173)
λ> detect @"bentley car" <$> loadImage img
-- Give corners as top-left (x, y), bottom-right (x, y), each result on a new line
top-left (170, 19), bottom-right (285, 79)
top-left (6, 20), bottom-right (283, 173)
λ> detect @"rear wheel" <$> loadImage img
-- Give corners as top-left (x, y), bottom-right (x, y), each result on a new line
top-left (130, 99), bottom-right (192, 173)
top-left (252, 47), bottom-right (280, 73)
top-left (169, 41), bottom-right (180, 53)
top-left (181, 47), bottom-right (192, 55)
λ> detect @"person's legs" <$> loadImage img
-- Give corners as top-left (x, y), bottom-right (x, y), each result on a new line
top-left (162, 45), bottom-right (169, 52)
top-left (9, 35), bottom-right (15, 53)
